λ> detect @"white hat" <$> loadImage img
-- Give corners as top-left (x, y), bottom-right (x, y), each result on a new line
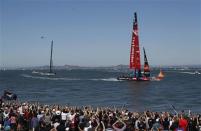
top-left (56, 110), bottom-right (61, 115)
top-left (109, 113), bottom-right (113, 117)
top-left (156, 118), bottom-right (159, 122)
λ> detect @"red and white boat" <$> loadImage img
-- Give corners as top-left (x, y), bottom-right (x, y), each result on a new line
top-left (117, 12), bottom-right (150, 81)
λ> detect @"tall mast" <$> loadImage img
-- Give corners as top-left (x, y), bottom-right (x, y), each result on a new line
top-left (130, 12), bottom-right (141, 78)
top-left (50, 40), bottom-right (53, 73)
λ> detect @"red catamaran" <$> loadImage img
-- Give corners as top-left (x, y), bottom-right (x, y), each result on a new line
top-left (117, 12), bottom-right (150, 81)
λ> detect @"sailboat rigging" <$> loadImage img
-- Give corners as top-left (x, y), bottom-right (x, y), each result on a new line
top-left (42, 40), bottom-right (56, 76)
top-left (117, 12), bottom-right (150, 81)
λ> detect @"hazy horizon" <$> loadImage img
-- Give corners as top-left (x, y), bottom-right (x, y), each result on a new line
top-left (1, 63), bottom-right (201, 69)
top-left (1, 0), bottom-right (201, 67)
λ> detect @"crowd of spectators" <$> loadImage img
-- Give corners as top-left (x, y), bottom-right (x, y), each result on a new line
top-left (0, 100), bottom-right (201, 131)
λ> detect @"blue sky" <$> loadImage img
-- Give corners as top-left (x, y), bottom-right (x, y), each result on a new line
top-left (0, 0), bottom-right (200, 67)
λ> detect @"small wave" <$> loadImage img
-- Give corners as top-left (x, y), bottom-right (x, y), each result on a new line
top-left (32, 71), bottom-right (40, 74)
top-left (22, 74), bottom-right (164, 82)
top-left (150, 77), bottom-right (161, 81)
top-left (21, 74), bottom-right (120, 82)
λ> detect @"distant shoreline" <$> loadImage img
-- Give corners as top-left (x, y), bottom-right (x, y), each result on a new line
top-left (1, 64), bottom-right (201, 70)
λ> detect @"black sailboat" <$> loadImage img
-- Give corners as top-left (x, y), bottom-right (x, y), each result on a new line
top-left (47, 40), bottom-right (56, 75)
top-left (32, 40), bottom-right (56, 76)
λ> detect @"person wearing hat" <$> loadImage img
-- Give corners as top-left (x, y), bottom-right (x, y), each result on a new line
top-left (152, 118), bottom-right (161, 131)
top-left (56, 110), bottom-right (61, 121)
top-left (51, 109), bottom-right (61, 126)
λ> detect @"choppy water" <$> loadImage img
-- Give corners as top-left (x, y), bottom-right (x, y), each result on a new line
top-left (0, 69), bottom-right (201, 113)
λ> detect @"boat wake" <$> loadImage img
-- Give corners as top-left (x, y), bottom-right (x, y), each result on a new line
top-left (21, 74), bottom-right (121, 82)
top-left (91, 78), bottom-right (121, 82)
top-left (21, 74), bottom-right (80, 81)
top-left (179, 71), bottom-right (201, 75)
top-left (150, 77), bottom-right (161, 81)
top-left (32, 71), bottom-right (55, 76)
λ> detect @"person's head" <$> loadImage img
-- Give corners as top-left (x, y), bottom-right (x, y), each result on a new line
top-left (173, 116), bottom-right (178, 122)
top-left (115, 121), bottom-right (124, 128)
top-left (155, 118), bottom-right (160, 123)
top-left (5, 117), bottom-right (9, 121)
top-left (164, 117), bottom-right (168, 121)
top-left (80, 110), bottom-right (84, 116)
top-left (46, 110), bottom-right (50, 116)
top-left (71, 110), bottom-right (74, 115)
top-left (97, 126), bottom-right (103, 131)
top-left (52, 108), bottom-right (56, 114)
top-left (56, 110), bottom-right (61, 116)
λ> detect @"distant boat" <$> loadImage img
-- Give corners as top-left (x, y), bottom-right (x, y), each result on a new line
top-left (117, 12), bottom-right (150, 81)
top-left (156, 69), bottom-right (165, 80)
top-left (2, 90), bottom-right (17, 101)
top-left (32, 40), bottom-right (56, 76)
top-left (194, 71), bottom-right (201, 75)
top-left (32, 71), bottom-right (40, 74)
